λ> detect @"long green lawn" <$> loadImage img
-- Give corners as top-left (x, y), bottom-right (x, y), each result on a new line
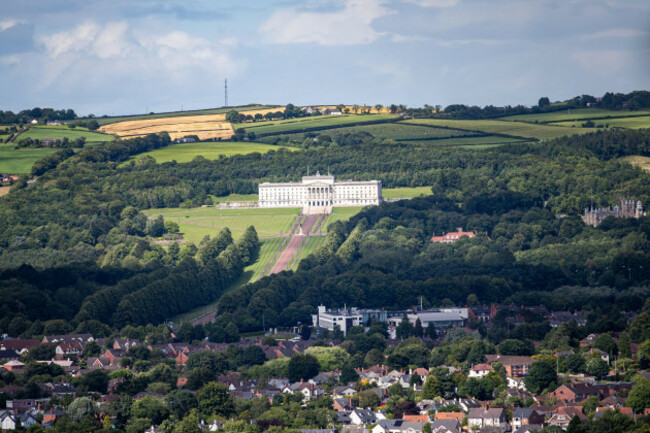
top-left (502, 108), bottom-right (650, 123)
top-left (96, 104), bottom-right (276, 125)
top-left (16, 126), bottom-right (115, 142)
top-left (235, 114), bottom-right (399, 135)
top-left (142, 207), bottom-right (300, 243)
top-left (212, 193), bottom-right (258, 203)
top-left (403, 118), bottom-right (591, 140)
top-left (133, 141), bottom-right (296, 163)
top-left (550, 115), bottom-right (650, 129)
top-left (383, 186), bottom-right (431, 199)
top-left (289, 236), bottom-right (326, 270)
top-left (0, 145), bottom-right (58, 174)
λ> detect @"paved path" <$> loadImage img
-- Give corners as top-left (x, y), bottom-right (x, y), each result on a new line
top-left (269, 214), bottom-right (320, 275)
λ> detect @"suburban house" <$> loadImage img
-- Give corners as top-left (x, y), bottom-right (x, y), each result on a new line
top-left (469, 363), bottom-right (493, 378)
top-left (511, 408), bottom-right (544, 430)
top-left (548, 406), bottom-right (587, 428)
top-left (467, 407), bottom-right (508, 430)
top-left (484, 355), bottom-right (536, 377)
top-left (372, 420), bottom-right (424, 433)
top-left (549, 383), bottom-right (600, 403)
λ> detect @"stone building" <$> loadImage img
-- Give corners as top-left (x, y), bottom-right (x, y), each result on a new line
top-left (582, 199), bottom-right (644, 227)
top-left (258, 172), bottom-right (382, 214)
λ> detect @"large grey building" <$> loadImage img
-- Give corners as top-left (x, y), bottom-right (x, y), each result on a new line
top-left (258, 172), bottom-right (382, 214)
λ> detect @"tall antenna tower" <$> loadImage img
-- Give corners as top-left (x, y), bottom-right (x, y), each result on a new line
top-left (224, 79), bottom-right (228, 108)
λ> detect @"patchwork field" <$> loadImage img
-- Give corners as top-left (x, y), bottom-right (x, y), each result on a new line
top-left (132, 141), bottom-right (296, 163)
top-left (0, 145), bottom-right (58, 174)
top-left (550, 115), bottom-right (650, 129)
top-left (402, 118), bottom-right (590, 140)
top-left (502, 108), bottom-right (650, 123)
top-left (100, 107), bottom-right (286, 141)
top-left (236, 114), bottom-right (399, 136)
top-left (16, 126), bottom-right (115, 143)
top-left (96, 105), bottom-right (277, 126)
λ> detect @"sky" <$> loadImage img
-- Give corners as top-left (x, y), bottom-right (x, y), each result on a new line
top-left (0, 0), bottom-right (649, 116)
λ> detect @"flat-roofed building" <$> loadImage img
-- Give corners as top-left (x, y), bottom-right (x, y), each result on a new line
top-left (258, 172), bottom-right (382, 214)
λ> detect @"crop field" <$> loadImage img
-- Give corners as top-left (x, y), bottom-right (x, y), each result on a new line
top-left (502, 108), bottom-right (650, 123)
top-left (142, 207), bottom-right (300, 243)
top-left (132, 141), bottom-right (296, 163)
top-left (96, 105), bottom-right (277, 125)
top-left (16, 126), bottom-right (115, 143)
top-left (403, 118), bottom-right (590, 140)
top-left (0, 145), bottom-right (58, 174)
top-left (100, 107), bottom-right (285, 141)
top-left (550, 115), bottom-right (650, 129)
top-left (383, 186), bottom-right (432, 199)
top-left (235, 114), bottom-right (399, 135)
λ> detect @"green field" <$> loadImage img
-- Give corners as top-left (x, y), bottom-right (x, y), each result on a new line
top-left (0, 145), bottom-right (58, 174)
top-left (402, 135), bottom-right (529, 147)
top-left (502, 108), bottom-right (650, 123)
top-left (383, 186), bottom-right (432, 199)
top-left (403, 118), bottom-right (590, 141)
top-left (16, 126), bottom-right (115, 142)
top-left (289, 236), bottom-right (326, 271)
top-left (550, 115), bottom-right (650, 129)
top-left (212, 193), bottom-right (258, 203)
top-left (132, 141), bottom-right (297, 163)
top-left (621, 155), bottom-right (650, 172)
top-left (235, 114), bottom-right (399, 135)
top-left (142, 207), bottom-right (300, 243)
top-left (96, 104), bottom-right (276, 125)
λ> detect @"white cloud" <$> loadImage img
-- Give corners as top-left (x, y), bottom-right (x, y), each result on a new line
top-left (41, 21), bottom-right (100, 58)
top-left (259, 0), bottom-right (394, 46)
top-left (0, 20), bottom-right (21, 32)
top-left (404, 0), bottom-right (459, 7)
top-left (581, 28), bottom-right (647, 40)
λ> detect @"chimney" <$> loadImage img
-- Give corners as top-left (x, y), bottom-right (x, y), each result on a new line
top-left (457, 228), bottom-right (462, 232)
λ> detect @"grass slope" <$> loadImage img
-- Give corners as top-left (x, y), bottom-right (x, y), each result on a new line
top-left (383, 186), bottom-right (432, 199)
top-left (0, 145), bottom-right (58, 174)
top-left (133, 141), bottom-right (296, 164)
top-left (550, 116), bottom-right (650, 129)
top-left (16, 126), bottom-right (115, 143)
top-left (621, 155), bottom-right (650, 172)
top-left (502, 108), bottom-right (650, 123)
top-left (399, 135), bottom-right (529, 147)
top-left (142, 207), bottom-right (300, 243)
top-left (403, 118), bottom-right (590, 140)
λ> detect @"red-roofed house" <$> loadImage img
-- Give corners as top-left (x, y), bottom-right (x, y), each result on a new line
top-left (431, 228), bottom-right (477, 243)
top-left (469, 364), bottom-right (493, 378)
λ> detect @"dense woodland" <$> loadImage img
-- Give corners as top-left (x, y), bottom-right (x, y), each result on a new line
top-left (0, 124), bottom-right (650, 338)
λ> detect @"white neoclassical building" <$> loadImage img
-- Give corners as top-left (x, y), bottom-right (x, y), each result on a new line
top-left (258, 172), bottom-right (382, 214)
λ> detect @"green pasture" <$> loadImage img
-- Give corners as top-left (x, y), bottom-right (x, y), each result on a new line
top-left (142, 207), bottom-right (300, 243)
top-left (16, 126), bottom-right (115, 142)
top-left (235, 114), bottom-right (398, 135)
top-left (96, 104), bottom-right (276, 126)
top-left (0, 135), bottom-right (9, 143)
top-left (502, 108), bottom-right (650, 123)
top-left (550, 115), bottom-right (650, 129)
top-left (132, 141), bottom-right (296, 164)
top-left (403, 118), bottom-right (590, 140)
top-left (383, 186), bottom-right (432, 199)
top-left (402, 135), bottom-right (529, 147)
top-left (0, 145), bottom-right (58, 174)
top-left (621, 155), bottom-right (650, 172)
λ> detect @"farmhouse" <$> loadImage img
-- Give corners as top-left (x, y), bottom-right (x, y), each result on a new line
top-left (258, 172), bottom-right (382, 214)
top-left (430, 228), bottom-right (477, 243)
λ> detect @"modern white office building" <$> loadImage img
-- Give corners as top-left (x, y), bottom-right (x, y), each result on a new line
top-left (258, 172), bottom-right (382, 214)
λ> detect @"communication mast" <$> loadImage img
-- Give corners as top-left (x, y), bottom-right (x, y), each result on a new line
top-left (224, 79), bottom-right (228, 108)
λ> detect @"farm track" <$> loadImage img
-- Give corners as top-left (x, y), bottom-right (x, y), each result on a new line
top-left (269, 214), bottom-right (320, 275)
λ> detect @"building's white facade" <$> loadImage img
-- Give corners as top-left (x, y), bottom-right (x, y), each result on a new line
top-left (258, 173), bottom-right (382, 214)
